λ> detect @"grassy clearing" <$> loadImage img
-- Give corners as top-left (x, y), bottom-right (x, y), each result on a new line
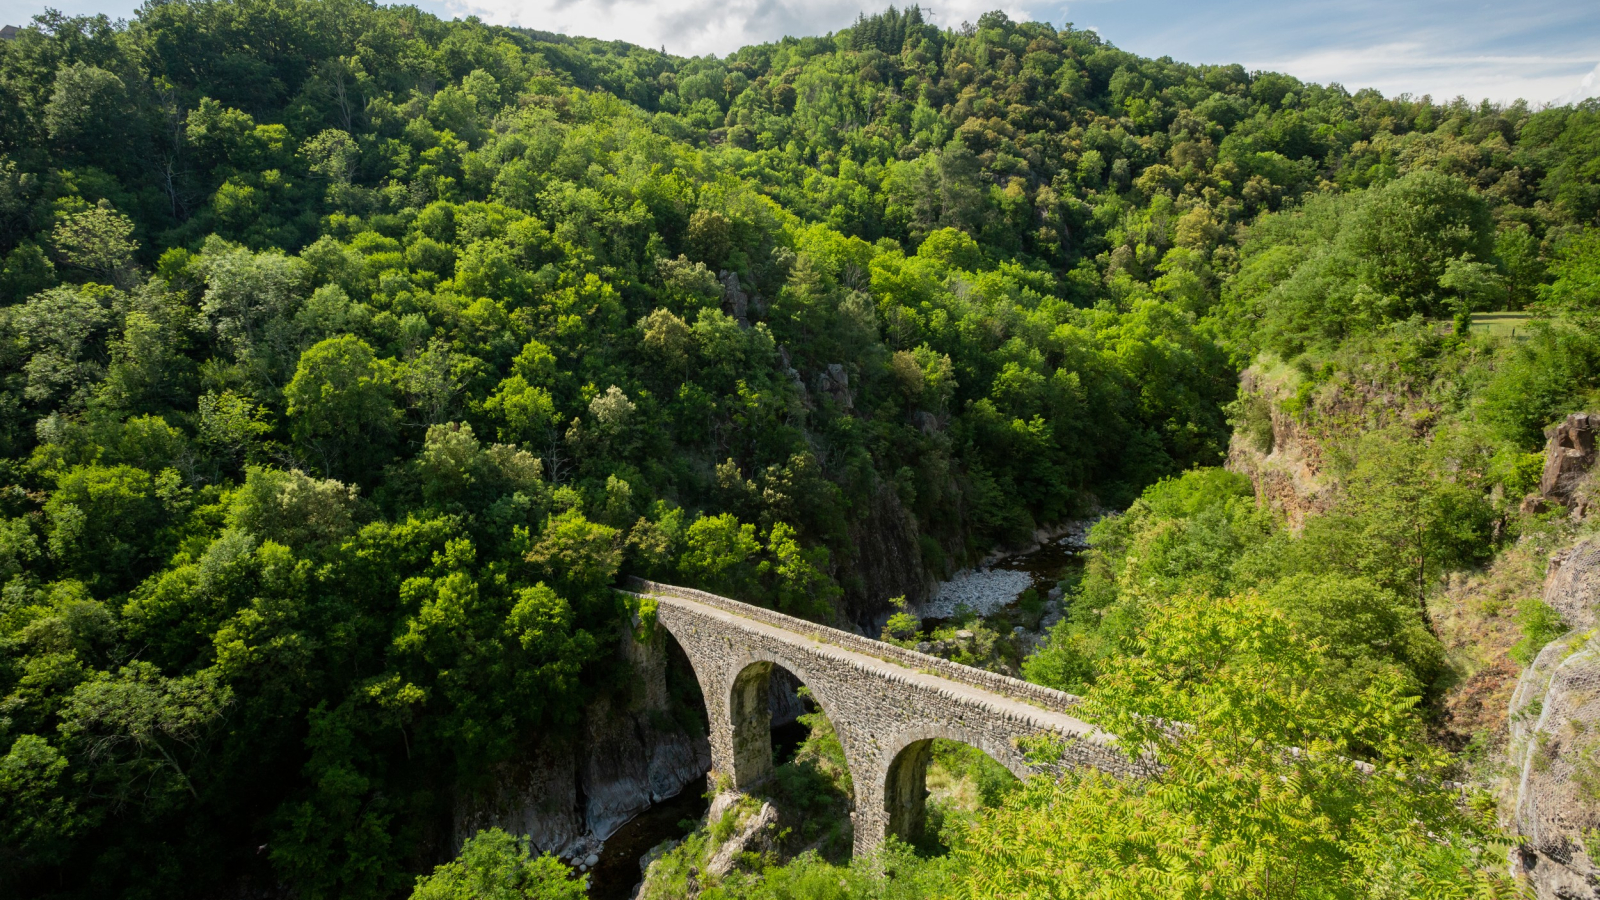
top-left (1470, 311), bottom-right (1534, 339)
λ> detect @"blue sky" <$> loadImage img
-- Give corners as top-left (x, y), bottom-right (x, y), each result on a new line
top-left (4, 0), bottom-right (1596, 105)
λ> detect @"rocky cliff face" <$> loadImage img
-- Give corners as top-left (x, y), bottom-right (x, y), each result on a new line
top-left (1225, 367), bottom-right (1332, 530)
top-left (1506, 623), bottom-right (1600, 899)
top-left (452, 627), bottom-right (711, 870)
top-left (1503, 415), bottom-right (1600, 900)
top-left (1540, 413), bottom-right (1599, 517)
top-left (840, 484), bottom-right (937, 624)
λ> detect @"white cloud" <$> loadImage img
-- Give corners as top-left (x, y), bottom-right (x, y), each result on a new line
top-left (1243, 43), bottom-right (1599, 105)
top-left (438, 0), bottom-right (1029, 57)
top-left (4, 0), bottom-right (1594, 106)
top-left (1555, 61), bottom-right (1600, 106)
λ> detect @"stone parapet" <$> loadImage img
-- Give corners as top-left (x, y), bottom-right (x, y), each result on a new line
top-left (627, 577), bottom-right (1082, 714)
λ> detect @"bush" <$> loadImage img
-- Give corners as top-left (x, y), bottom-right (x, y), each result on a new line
top-left (410, 829), bottom-right (584, 900)
top-left (1510, 598), bottom-right (1568, 666)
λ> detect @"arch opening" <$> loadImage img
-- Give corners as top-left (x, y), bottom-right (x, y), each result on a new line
top-left (660, 627), bottom-right (709, 743)
top-left (727, 660), bottom-right (824, 787)
top-left (728, 658), bottom-right (856, 860)
top-left (883, 738), bottom-right (1022, 851)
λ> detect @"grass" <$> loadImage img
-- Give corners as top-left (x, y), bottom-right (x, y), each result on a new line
top-left (1469, 311), bottom-right (1533, 340)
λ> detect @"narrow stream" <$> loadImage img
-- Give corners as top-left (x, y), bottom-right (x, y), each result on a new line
top-left (994, 535), bottom-right (1085, 595)
top-left (586, 786), bottom-right (707, 900)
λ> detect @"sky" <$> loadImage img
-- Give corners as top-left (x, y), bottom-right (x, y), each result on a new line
top-left (3, 0), bottom-right (1597, 106)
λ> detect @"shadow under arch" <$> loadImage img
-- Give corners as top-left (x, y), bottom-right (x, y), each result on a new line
top-left (657, 623), bottom-right (711, 745)
top-left (726, 652), bottom-right (848, 792)
top-left (880, 725), bottom-right (1028, 845)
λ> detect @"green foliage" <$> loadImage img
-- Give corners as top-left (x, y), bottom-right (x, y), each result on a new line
top-left (1509, 598), bottom-right (1567, 666)
top-left (962, 593), bottom-right (1510, 899)
top-left (1025, 465), bottom-right (1452, 698)
top-left (285, 335), bottom-right (400, 480)
top-left (1476, 320), bottom-right (1600, 447)
top-left (1540, 229), bottom-right (1600, 311)
top-left (410, 828), bottom-right (585, 900)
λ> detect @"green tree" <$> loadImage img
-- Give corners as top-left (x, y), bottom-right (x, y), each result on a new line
top-left (762, 522), bottom-right (840, 618)
top-left (45, 464), bottom-right (175, 591)
top-left (410, 828), bottom-right (585, 900)
top-left (0, 735), bottom-right (86, 876)
top-left (56, 662), bottom-right (232, 810)
top-left (285, 335), bottom-right (400, 479)
top-left (680, 512), bottom-right (760, 598)
top-left (958, 592), bottom-right (1507, 899)
top-left (44, 63), bottom-right (130, 160)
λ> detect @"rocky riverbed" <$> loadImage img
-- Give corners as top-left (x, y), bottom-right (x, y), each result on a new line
top-left (919, 568), bottom-right (1035, 618)
top-left (917, 518), bottom-right (1099, 621)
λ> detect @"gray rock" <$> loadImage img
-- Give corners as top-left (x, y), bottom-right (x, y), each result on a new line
top-left (816, 363), bottom-right (853, 409)
top-left (1540, 412), bottom-right (1598, 509)
top-left (1506, 632), bottom-right (1600, 899)
top-left (1543, 536), bottom-right (1600, 633)
top-left (705, 799), bottom-right (778, 877)
top-left (718, 270), bottom-right (750, 327)
top-left (920, 569), bottom-right (1031, 619)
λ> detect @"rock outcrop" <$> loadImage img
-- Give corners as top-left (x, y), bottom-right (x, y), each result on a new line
top-left (718, 270), bottom-right (754, 327)
top-left (1503, 532), bottom-right (1600, 899)
top-left (1507, 631), bottom-right (1600, 900)
top-left (1225, 369), bottom-right (1331, 530)
top-left (815, 363), bottom-right (853, 410)
top-left (453, 627), bottom-right (711, 868)
top-left (840, 484), bottom-right (935, 621)
top-left (703, 795), bottom-right (778, 877)
top-left (1541, 413), bottom-right (1599, 514)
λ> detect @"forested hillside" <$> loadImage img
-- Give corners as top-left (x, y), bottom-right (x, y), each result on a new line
top-left (1, 2), bottom-right (1598, 898)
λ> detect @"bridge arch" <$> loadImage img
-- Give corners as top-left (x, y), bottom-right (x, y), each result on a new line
top-left (879, 725), bottom-right (1027, 845)
top-left (725, 651), bottom-right (855, 791)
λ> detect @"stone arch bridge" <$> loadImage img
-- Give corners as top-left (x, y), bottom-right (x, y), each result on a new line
top-left (625, 579), bottom-right (1142, 856)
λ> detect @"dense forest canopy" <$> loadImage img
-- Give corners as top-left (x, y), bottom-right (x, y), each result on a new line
top-left (1, 1), bottom-right (1598, 897)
